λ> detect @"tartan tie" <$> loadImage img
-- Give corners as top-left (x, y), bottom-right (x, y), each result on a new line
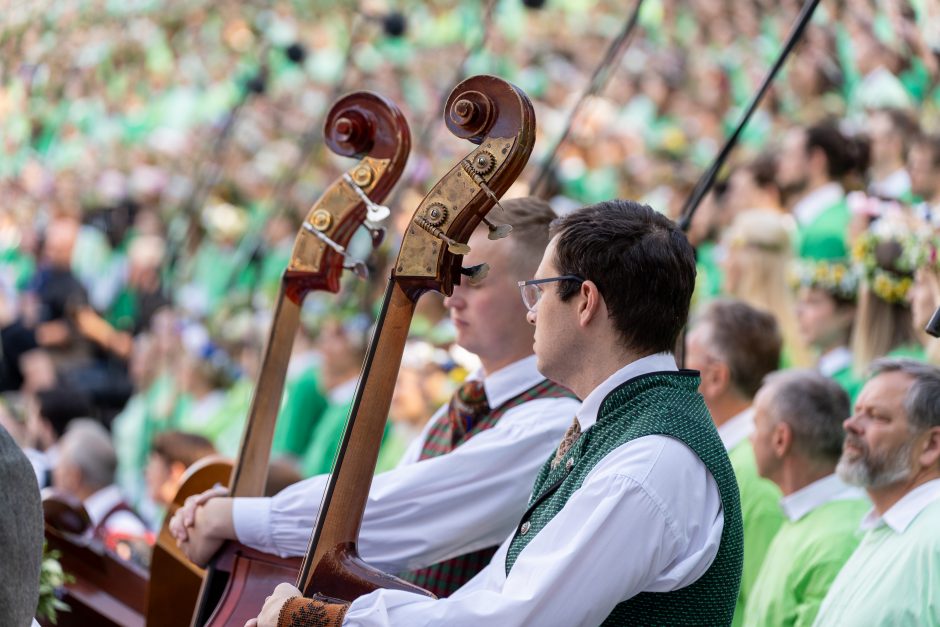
top-left (551, 416), bottom-right (582, 470)
top-left (448, 379), bottom-right (490, 439)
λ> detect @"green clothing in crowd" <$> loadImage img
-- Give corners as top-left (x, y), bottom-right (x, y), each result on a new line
top-left (814, 481), bottom-right (940, 626)
top-left (745, 477), bottom-right (868, 627)
top-left (797, 197), bottom-right (851, 262)
top-left (728, 438), bottom-right (785, 627)
top-left (300, 380), bottom-right (396, 478)
top-left (271, 365), bottom-right (329, 459)
top-left (301, 392), bottom-right (355, 478)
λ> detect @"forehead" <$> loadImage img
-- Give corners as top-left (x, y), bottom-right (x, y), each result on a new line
top-left (858, 371), bottom-right (913, 412)
top-left (534, 235), bottom-right (560, 276)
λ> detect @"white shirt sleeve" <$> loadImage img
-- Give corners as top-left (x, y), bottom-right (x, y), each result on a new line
top-left (233, 396), bottom-right (580, 569)
top-left (342, 435), bottom-right (724, 627)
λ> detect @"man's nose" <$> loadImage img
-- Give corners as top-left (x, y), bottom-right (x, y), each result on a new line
top-left (843, 414), bottom-right (862, 435)
top-left (526, 309), bottom-right (537, 325)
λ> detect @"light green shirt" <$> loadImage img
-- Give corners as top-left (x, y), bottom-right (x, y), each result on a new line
top-left (723, 420), bottom-right (785, 627)
top-left (814, 479), bottom-right (940, 626)
top-left (745, 475), bottom-right (868, 626)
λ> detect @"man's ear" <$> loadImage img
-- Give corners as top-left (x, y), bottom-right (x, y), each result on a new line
top-left (772, 421), bottom-right (792, 459)
top-left (170, 461), bottom-right (188, 482)
top-left (577, 280), bottom-right (605, 328)
top-left (918, 426), bottom-right (940, 470)
top-left (700, 360), bottom-right (731, 399)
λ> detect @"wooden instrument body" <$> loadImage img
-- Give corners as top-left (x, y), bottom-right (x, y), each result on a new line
top-left (196, 546), bottom-right (301, 626)
top-left (178, 92), bottom-right (411, 627)
top-left (41, 491), bottom-right (147, 627)
top-left (146, 456), bottom-right (230, 625)
top-left (297, 75), bottom-right (536, 603)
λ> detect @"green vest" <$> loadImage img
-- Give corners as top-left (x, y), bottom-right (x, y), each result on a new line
top-left (505, 372), bottom-right (743, 626)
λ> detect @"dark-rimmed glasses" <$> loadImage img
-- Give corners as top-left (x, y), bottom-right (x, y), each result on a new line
top-left (518, 276), bottom-right (585, 312)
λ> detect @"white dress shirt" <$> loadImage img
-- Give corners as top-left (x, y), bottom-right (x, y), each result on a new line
top-left (717, 407), bottom-right (754, 451)
top-left (84, 484), bottom-right (149, 537)
top-left (342, 353), bottom-right (724, 626)
top-left (859, 477), bottom-right (940, 533)
top-left (868, 168), bottom-right (911, 200)
top-left (780, 474), bottom-right (867, 522)
top-left (792, 182), bottom-right (845, 227)
top-left (817, 346), bottom-right (852, 378)
top-left (233, 355), bottom-right (580, 569)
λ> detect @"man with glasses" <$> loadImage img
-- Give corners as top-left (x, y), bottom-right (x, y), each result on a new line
top-left (259, 200), bottom-right (743, 626)
top-left (170, 197), bottom-right (579, 597)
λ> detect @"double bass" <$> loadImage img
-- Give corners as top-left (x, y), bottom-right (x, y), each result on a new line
top-left (296, 74), bottom-right (535, 603)
top-left (146, 91), bottom-right (411, 626)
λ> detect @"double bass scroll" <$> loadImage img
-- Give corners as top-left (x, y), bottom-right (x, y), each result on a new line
top-left (296, 74), bottom-right (536, 603)
top-left (146, 91), bottom-right (411, 627)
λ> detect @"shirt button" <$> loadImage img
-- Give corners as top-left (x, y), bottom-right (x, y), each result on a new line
top-left (565, 458), bottom-right (574, 472)
top-left (520, 521), bottom-right (531, 535)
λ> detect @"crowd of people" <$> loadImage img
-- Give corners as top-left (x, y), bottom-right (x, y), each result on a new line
top-left (2, 0), bottom-right (940, 624)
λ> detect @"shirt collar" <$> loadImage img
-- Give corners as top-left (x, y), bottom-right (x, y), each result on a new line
top-left (83, 484), bottom-right (125, 528)
top-left (780, 474), bottom-right (867, 522)
top-left (868, 168), bottom-right (911, 199)
top-left (818, 346), bottom-right (852, 377)
top-left (329, 377), bottom-right (358, 404)
top-left (576, 353), bottom-right (678, 430)
top-left (470, 355), bottom-right (552, 409)
top-left (793, 182), bottom-right (845, 226)
top-left (860, 477), bottom-right (940, 533)
top-left (717, 406), bottom-right (755, 451)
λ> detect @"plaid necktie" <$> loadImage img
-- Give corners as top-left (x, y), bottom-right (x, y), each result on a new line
top-left (448, 379), bottom-right (490, 440)
top-left (551, 416), bottom-right (582, 470)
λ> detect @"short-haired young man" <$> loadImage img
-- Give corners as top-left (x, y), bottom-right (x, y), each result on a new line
top-left (258, 200), bottom-right (744, 626)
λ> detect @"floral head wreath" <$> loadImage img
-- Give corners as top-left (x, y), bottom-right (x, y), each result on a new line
top-left (792, 258), bottom-right (859, 302)
top-left (851, 219), bottom-right (918, 305)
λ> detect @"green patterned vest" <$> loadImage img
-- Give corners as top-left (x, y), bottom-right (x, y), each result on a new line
top-left (505, 371), bottom-right (743, 626)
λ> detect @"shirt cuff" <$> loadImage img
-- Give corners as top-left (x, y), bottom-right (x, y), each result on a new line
top-left (232, 496), bottom-right (273, 553)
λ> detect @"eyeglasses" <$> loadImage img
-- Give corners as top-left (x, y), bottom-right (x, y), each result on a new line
top-left (517, 276), bottom-right (585, 312)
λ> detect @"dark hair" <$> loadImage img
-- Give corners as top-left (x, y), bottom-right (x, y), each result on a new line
top-left (746, 152), bottom-right (779, 190)
top-left (805, 119), bottom-right (858, 180)
top-left (151, 431), bottom-right (216, 468)
top-left (697, 299), bottom-right (782, 399)
top-left (762, 369), bottom-right (850, 464)
top-left (549, 200), bottom-right (696, 354)
top-left (36, 388), bottom-right (93, 438)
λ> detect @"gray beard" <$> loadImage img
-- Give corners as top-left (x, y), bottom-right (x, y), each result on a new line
top-left (836, 436), bottom-right (915, 489)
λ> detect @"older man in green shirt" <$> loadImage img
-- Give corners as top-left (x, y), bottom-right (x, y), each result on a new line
top-left (745, 370), bottom-right (868, 627)
top-left (815, 359), bottom-right (940, 626)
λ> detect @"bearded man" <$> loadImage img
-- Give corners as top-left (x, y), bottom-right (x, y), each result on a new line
top-left (814, 359), bottom-right (940, 625)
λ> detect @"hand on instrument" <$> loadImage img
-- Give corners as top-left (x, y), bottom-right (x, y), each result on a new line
top-left (169, 484), bottom-right (229, 542)
top-left (172, 493), bottom-right (235, 567)
top-left (245, 582), bottom-right (301, 627)
top-left (246, 584), bottom-right (349, 627)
